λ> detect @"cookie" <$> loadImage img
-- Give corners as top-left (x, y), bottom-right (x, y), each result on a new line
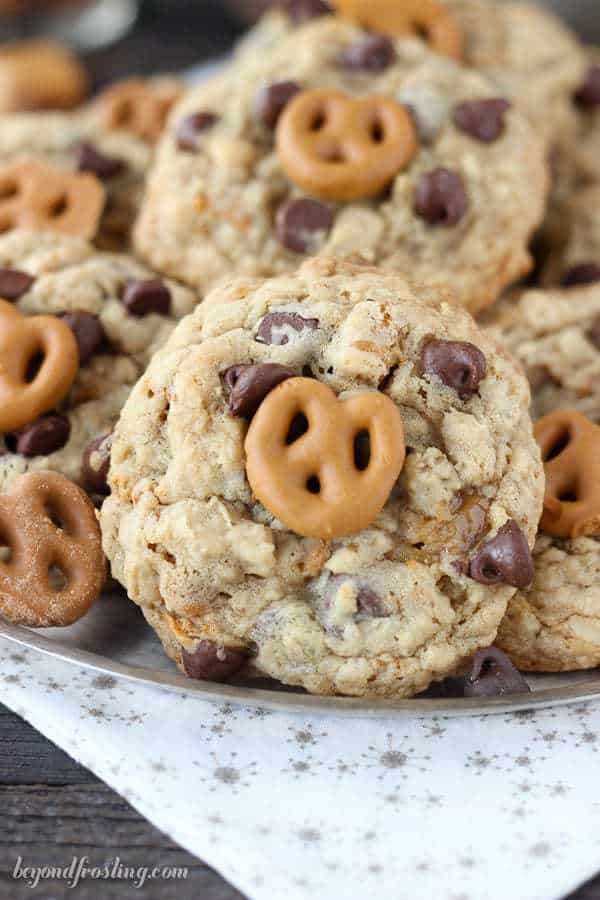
top-left (482, 283), bottom-right (600, 423)
top-left (541, 185), bottom-right (600, 289)
top-left (0, 229), bottom-right (197, 494)
top-left (497, 410), bottom-right (600, 672)
top-left (0, 40), bottom-right (88, 113)
top-left (101, 257), bottom-right (544, 698)
top-left (135, 16), bottom-right (547, 315)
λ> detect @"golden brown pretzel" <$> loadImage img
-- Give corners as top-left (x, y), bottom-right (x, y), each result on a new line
top-left (98, 77), bottom-right (183, 143)
top-left (0, 471), bottom-right (106, 627)
top-left (535, 409), bottom-right (600, 539)
top-left (244, 377), bottom-right (406, 539)
top-left (330, 0), bottom-right (463, 59)
top-left (0, 298), bottom-right (79, 433)
top-left (276, 88), bottom-right (418, 202)
top-left (0, 159), bottom-right (105, 239)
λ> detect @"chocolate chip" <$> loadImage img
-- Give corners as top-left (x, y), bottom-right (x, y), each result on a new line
top-left (561, 262), bottom-right (600, 288)
top-left (74, 141), bottom-right (126, 180)
top-left (574, 65), bottom-right (600, 109)
top-left (275, 198), bottom-right (333, 253)
top-left (121, 279), bottom-right (171, 317)
top-left (182, 640), bottom-right (249, 682)
top-left (527, 364), bottom-right (558, 391)
top-left (6, 414), bottom-right (71, 458)
top-left (414, 168), bottom-right (467, 226)
top-left (421, 339), bottom-right (486, 399)
top-left (589, 317), bottom-right (600, 350)
top-left (256, 311), bottom-right (319, 345)
top-left (81, 432), bottom-right (112, 495)
top-left (469, 520), bottom-right (534, 589)
top-left (464, 647), bottom-right (530, 697)
top-left (0, 267), bottom-right (34, 301)
top-left (176, 112), bottom-right (219, 152)
top-left (223, 363), bottom-right (296, 418)
top-left (340, 34), bottom-right (395, 71)
top-left (279, 0), bottom-right (330, 22)
top-left (453, 98), bottom-right (511, 143)
top-left (57, 311), bottom-right (105, 365)
top-left (356, 586), bottom-right (388, 618)
top-left (256, 81), bottom-right (301, 130)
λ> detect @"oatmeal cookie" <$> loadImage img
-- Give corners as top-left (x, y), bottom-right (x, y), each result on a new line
top-left (101, 257), bottom-right (544, 697)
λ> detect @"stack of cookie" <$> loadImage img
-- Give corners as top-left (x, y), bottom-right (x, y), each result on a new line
top-left (0, 0), bottom-right (598, 701)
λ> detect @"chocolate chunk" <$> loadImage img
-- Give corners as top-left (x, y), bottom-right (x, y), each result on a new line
top-left (182, 640), bottom-right (249, 682)
top-left (464, 647), bottom-right (530, 698)
top-left (469, 520), bottom-right (534, 589)
top-left (223, 363), bottom-right (296, 418)
top-left (421, 339), bottom-right (486, 399)
top-left (280, 0), bottom-right (330, 22)
top-left (7, 414), bottom-right (71, 458)
top-left (589, 317), bottom-right (600, 350)
top-left (561, 262), bottom-right (600, 288)
top-left (81, 432), bottom-right (113, 496)
top-left (74, 141), bottom-right (126, 180)
top-left (453, 98), bottom-right (511, 143)
top-left (256, 311), bottom-right (318, 345)
top-left (0, 267), bottom-right (34, 301)
top-left (574, 65), bottom-right (600, 109)
top-left (176, 112), bottom-right (219, 152)
top-left (57, 310), bottom-right (105, 365)
top-left (414, 168), bottom-right (467, 226)
top-left (256, 81), bottom-right (301, 129)
top-left (356, 586), bottom-right (388, 618)
top-left (121, 279), bottom-right (171, 317)
top-left (275, 198), bottom-right (333, 253)
top-left (340, 34), bottom-right (396, 71)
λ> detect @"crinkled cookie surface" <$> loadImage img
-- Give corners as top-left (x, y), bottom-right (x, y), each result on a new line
top-left (102, 257), bottom-right (544, 697)
top-left (135, 17), bottom-right (547, 314)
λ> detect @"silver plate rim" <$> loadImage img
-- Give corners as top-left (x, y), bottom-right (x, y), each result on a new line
top-left (2, 617), bottom-right (600, 718)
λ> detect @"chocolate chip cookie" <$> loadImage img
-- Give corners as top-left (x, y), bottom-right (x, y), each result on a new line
top-left (135, 16), bottom-right (547, 315)
top-left (542, 185), bottom-right (600, 289)
top-left (101, 257), bottom-right (544, 697)
top-left (0, 229), bottom-right (197, 494)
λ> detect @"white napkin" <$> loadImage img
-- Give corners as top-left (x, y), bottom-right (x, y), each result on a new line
top-left (1, 635), bottom-right (599, 900)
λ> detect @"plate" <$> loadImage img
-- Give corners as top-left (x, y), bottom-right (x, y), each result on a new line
top-left (1, 593), bottom-right (600, 718)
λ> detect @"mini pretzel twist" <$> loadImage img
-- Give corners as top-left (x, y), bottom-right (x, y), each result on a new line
top-left (276, 89), bottom-right (418, 202)
top-left (0, 298), bottom-right (79, 433)
top-left (0, 159), bottom-right (105, 239)
top-left (244, 377), bottom-right (406, 539)
top-left (98, 78), bottom-right (183, 143)
top-left (330, 0), bottom-right (463, 59)
top-left (0, 471), bottom-right (106, 627)
top-left (535, 409), bottom-right (600, 539)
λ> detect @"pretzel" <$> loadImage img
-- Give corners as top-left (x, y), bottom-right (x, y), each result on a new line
top-left (98, 77), bottom-right (183, 143)
top-left (244, 377), bottom-right (406, 539)
top-left (0, 471), bottom-right (106, 627)
top-left (0, 298), bottom-right (79, 433)
top-left (276, 88), bottom-right (417, 202)
top-left (0, 159), bottom-right (105, 239)
top-left (330, 0), bottom-right (463, 59)
top-left (535, 409), bottom-right (600, 539)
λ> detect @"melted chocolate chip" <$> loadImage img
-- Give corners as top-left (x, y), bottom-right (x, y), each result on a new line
top-left (74, 141), bottom-right (126, 180)
top-left (182, 640), bottom-right (249, 682)
top-left (7, 414), bottom-right (71, 458)
top-left (256, 81), bottom-right (301, 129)
top-left (340, 34), bottom-right (396, 71)
top-left (81, 432), bottom-right (112, 495)
top-left (589, 317), bottom-right (600, 350)
top-left (280, 0), bottom-right (330, 22)
top-left (414, 168), bottom-right (467, 226)
top-left (469, 520), bottom-right (534, 589)
top-left (464, 647), bottom-right (530, 698)
top-left (421, 339), bottom-right (486, 399)
top-left (176, 112), bottom-right (219, 152)
top-left (0, 267), bottom-right (34, 301)
top-left (121, 279), bottom-right (171, 317)
top-left (275, 198), bottom-right (333, 253)
top-left (453, 98), bottom-right (511, 143)
top-left (256, 311), bottom-right (319, 345)
top-left (561, 262), bottom-right (600, 288)
top-left (574, 65), bottom-right (600, 109)
top-left (223, 363), bottom-right (296, 418)
top-left (57, 310), bottom-right (105, 365)
top-left (356, 586), bottom-right (388, 618)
